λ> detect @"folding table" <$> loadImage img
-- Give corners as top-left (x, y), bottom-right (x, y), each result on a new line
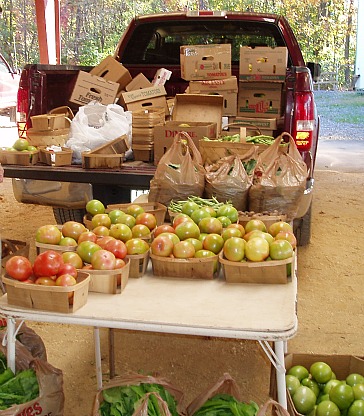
top-left (0, 270), bottom-right (297, 408)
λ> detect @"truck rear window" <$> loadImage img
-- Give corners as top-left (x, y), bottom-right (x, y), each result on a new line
top-left (122, 19), bottom-right (287, 65)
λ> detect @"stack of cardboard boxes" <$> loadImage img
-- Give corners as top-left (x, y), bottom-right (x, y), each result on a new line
top-left (234, 46), bottom-right (288, 135)
top-left (67, 47), bottom-right (288, 165)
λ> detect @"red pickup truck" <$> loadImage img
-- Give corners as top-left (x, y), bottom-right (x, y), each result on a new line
top-left (15, 11), bottom-right (320, 245)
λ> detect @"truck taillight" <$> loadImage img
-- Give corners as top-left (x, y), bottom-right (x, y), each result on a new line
top-left (17, 87), bottom-right (29, 138)
top-left (292, 91), bottom-right (316, 152)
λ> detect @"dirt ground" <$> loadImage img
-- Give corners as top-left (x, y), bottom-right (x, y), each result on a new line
top-left (0, 166), bottom-right (364, 415)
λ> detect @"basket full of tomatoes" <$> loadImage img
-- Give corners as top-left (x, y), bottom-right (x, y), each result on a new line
top-left (3, 250), bottom-right (90, 313)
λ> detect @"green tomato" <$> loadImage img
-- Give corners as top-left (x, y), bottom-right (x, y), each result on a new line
top-left (348, 400), bottom-right (364, 416)
top-left (293, 386), bottom-right (317, 415)
top-left (287, 365), bottom-right (310, 382)
top-left (310, 362), bottom-right (333, 384)
top-left (286, 374), bottom-right (301, 396)
top-left (302, 377), bottom-right (321, 398)
top-left (329, 383), bottom-right (355, 410)
top-left (316, 400), bottom-right (341, 416)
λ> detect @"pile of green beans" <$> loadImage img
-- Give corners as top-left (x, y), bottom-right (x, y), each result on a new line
top-left (169, 195), bottom-right (231, 213)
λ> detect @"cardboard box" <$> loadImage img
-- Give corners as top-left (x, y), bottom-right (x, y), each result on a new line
top-left (154, 121), bottom-right (217, 165)
top-left (69, 71), bottom-right (119, 106)
top-left (172, 93), bottom-right (223, 133)
top-left (121, 85), bottom-right (167, 112)
top-left (153, 93), bottom-right (223, 165)
top-left (180, 44), bottom-right (231, 80)
top-left (271, 354), bottom-right (364, 416)
top-left (237, 82), bottom-right (282, 118)
top-left (239, 46), bottom-right (288, 82)
top-left (152, 68), bottom-right (172, 86)
top-left (90, 55), bottom-right (132, 90)
top-left (126, 73), bottom-right (153, 91)
top-left (188, 76), bottom-right (238, 116)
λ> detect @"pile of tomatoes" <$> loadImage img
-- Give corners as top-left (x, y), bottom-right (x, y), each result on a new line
top-left (5, 250), bottom-right (79, 288)
top-left (286, 361), bottom-right (364, 416)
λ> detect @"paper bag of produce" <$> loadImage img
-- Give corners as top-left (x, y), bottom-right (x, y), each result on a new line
top-left (92, 372), bottom-right (184, 416)
top-left (0, 333), bottom-right (64, 415)
top-left (204, 146), bottom-right (257, 211)
top-left (149, 131), bottom-right (205, 207)
top-left (248, 133), bottom-right (308, 220)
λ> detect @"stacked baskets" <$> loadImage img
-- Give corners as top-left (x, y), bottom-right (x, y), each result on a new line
top-left (132, 108), bottom-right (165, 162)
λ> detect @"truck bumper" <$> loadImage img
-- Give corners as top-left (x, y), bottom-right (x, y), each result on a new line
top-left (295, 178), bottom-right (314, 219)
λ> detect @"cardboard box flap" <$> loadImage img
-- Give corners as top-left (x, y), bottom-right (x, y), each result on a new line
top-left (90, 56), bottom-right (132, 89)
top-left (172, 94), bottom-right (223, 134)
top-left (122, 85), bottom-right (166, 104)
top-left (188, 76), bottom-right (238, 93)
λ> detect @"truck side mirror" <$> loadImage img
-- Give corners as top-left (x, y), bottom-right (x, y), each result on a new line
top-left (307, 62), bottom-right (321, 82)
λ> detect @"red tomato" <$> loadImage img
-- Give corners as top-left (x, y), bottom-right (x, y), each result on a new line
top-left (91, 249), bottom-right (116, 270)
top-left (57, 262), bottom-right (78, 278)
top-left (33, 250), bottom-right (64, 277)
top-left (5, 256), bottom-right (33, 281)
top-left (104, 238), bottom-right (127, 259)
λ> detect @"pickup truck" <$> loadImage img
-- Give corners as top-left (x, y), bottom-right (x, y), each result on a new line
top-left (0, 52), bottom-right (20, 120)
top-left (13, 11), bottom-right (320, 245)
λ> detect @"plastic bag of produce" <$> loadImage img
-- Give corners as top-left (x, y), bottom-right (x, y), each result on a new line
top-left (248, 133), bottom-right (308, 220)
top-left (187, 372), bottom-right (259, 416)
top-left (149, 131), bottom-right (205, 207)
top-left (204, 146), bottom-right (257, 211)
top-left (92, 372), bottom-right (184, 416)
top-left (66, 101), bottom-right (132, 163)
top-left (0, 334), bottom-right (64, 415)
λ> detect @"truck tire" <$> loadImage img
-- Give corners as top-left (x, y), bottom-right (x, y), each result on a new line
top-left (53, 208), bottom-right (87, 225)
top-left (293, 204), bottom-right (312, 246)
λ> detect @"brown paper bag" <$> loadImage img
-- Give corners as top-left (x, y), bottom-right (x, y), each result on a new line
top-left (149, 131), bottom-right (205, 207)
top-left (187, 373), bottom-right (243, 416)
top-left (0, 335), bottom-right (64, 416)
top-left (92, 372), bottom-right (184, 416)
top-left (249, 133), bottom-right (308, 220)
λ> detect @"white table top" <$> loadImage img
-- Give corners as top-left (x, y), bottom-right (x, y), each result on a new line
top-left (0, 270), bottom-right (298, 341)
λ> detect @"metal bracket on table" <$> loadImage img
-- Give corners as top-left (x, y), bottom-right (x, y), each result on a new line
top-left (258, 340), bottom-right (286, 374)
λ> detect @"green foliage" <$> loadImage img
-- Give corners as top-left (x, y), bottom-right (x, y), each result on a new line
top-left (0, 0), bottom-right (358, 88)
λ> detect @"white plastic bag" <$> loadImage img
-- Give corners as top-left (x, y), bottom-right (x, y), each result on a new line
top-left (66, 101), bottom-right (132, 163)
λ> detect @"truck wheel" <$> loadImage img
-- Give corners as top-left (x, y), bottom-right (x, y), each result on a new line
top-left (53, 208), bottom-right (87, 225)
top-left (293, 204), bottom-right (312, 246)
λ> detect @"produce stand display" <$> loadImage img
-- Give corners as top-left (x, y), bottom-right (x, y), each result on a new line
top-left (0, 262), bottom-right (298, 408)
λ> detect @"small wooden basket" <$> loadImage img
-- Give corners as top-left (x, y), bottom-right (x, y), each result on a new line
top-left (35, 240), bottom-right (77, 255)
top-left (0, 149), bottom-right (39, 166)
top-left (2, 272), bottom-right (90, 313)
top-left (238, 213), bottom-right (287, 230)
top-left (150, 253), bottom-right (220, 280)
top-left (82, 135), bottom-right (129, 169)
top-left (86, 259), bottom-right (130, 294)
top-left (106, 202), bottom-right (167, 226)
top-left (126, 251), bottom-right (150, 278)
top-left (219, 252), bottom-right (295, 284)
top-left (39, 146), bottom-right (73, 166)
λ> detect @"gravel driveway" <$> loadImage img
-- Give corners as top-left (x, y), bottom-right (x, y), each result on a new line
top-left (314, 90), bottom-right (364, 141)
